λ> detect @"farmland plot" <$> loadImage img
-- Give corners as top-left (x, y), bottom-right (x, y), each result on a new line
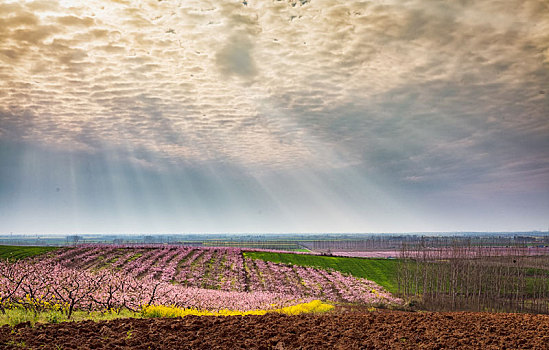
top-left (53, 245), bottom-right (401, 305)
top-left (0, 245), bottom-right (402, 320)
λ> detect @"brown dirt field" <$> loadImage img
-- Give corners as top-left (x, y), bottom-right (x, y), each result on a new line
top-left (1, 311), bottom-right (548, 349)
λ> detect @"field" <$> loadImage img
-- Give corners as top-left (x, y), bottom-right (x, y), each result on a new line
top-left (2, 311), bottom-right (548, 349)
top-left (244, 251), bottom-right (399, 293)
top-left (0, 245), bottom-right (58, 261)
top-left (1, 243), bottom-right (549, 348)
top-left (0, 245), bottom-right (401, 322)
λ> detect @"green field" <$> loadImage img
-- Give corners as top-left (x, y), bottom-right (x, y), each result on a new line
top-left (0, 245), bottom-right (59, 261)
top-left (244, 251), bottom-right (399, 293)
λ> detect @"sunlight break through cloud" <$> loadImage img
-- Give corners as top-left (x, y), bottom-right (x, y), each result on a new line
top-left (0, 0), bottom-right (548, 233)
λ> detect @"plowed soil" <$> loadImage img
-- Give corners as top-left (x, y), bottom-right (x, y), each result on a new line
top-left (1, 311), bottom-right (548, 349)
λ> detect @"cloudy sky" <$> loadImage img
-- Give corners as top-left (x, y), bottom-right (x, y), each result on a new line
top-left (1, 0), bottom-right (548, 234)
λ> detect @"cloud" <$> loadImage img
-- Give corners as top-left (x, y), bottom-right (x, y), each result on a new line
top-left (0, 0), bottom-right (547, 187)
top-left (215, 34), bottom-right (258, 78)
top-left (56, 15), bottom-right (95, 27)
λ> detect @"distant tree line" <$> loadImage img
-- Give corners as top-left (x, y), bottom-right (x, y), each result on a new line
top-left (397, 238), bottom-right (549, 314)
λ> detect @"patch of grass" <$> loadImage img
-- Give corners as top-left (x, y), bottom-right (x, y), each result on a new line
top-left (0, 245), bottom-right (59, 261)
top-left (5, 340), bottom-right (27, 348)
top-left (244, 251), bottom-right (399, 293)
top-left (125, 253), bottom-right (143, 263)
top-left (525, 267), bottom-right (549, 277)
top-left (0, 308), bottom-right (141, 327)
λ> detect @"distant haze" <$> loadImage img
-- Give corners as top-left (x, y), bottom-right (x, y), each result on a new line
top-left (1, 0), bottom-right (548, 234)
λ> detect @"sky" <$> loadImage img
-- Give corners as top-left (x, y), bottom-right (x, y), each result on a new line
top-left (1, 0), bottom-right (548, 234)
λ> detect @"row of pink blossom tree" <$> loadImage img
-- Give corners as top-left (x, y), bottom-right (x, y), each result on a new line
top-left (0, 245), bottom-right (403, 318)
top-left (52, 245), bottom-right (401, 306)
top-left (0, 258), bottom-right (311, 318)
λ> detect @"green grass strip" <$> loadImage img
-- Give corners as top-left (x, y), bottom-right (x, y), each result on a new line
top-left (244, 251), bottom-right (400, 294)
top-left (0, 245), bottom-right (59, 261)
